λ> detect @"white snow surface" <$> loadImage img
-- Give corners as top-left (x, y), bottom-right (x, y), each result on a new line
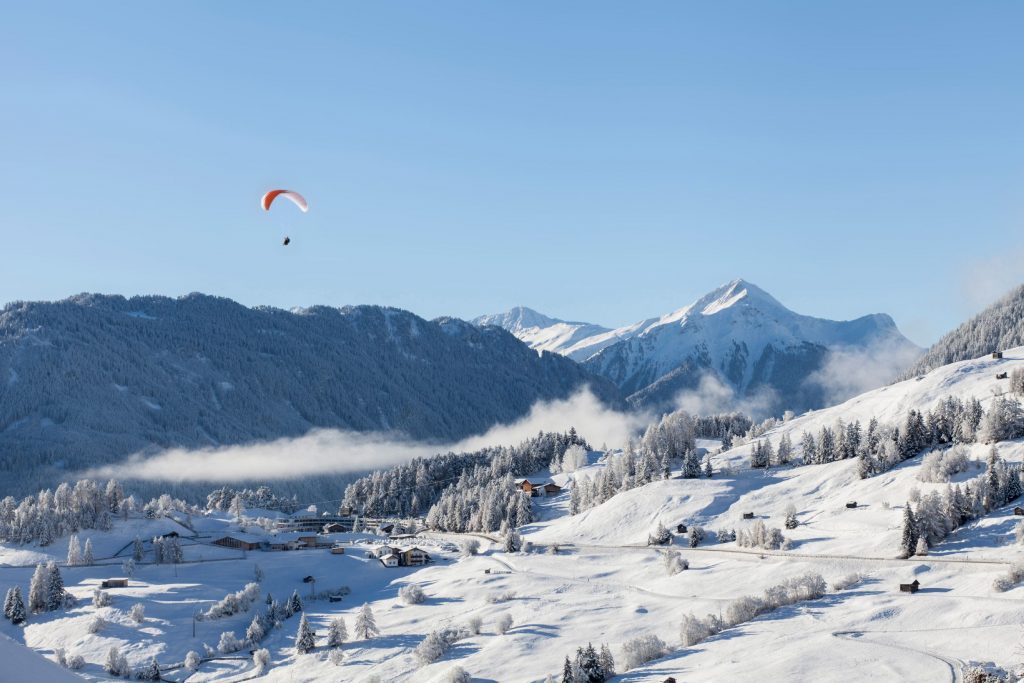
top-left (4, 348), bottom-right (1024, 681)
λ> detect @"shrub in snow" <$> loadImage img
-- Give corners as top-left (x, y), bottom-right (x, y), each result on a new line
top-left (466, 615), bottom-right (483, 635)
top-left (135, 657), bottom-right (161, 681)
top-left (680, 613), bottom-right (722, 647)
top-left (218, 630), bottom-right (244, 654)
top-left (548, 543), bottom-right (560, 555)
top-left (329, 648), bottom-right (345, 666)
top-left (414, 626), bottom-right (466, 664)
top-left (918, 447), bottom-right (971, 483)
top-left (647, 522), bottom-right (671, 546)
top-left (54, 648), bottom-right (66, 668)
top-left (253, 648), bottom-right (271, 672)
top-left (129, 602), bottom-right (145, 624)
top-left (621, 634), bottom-right (667, 671)
top-left (184, 651), bottom-right (201, 672)
top-left (688, 526), bottom-right (705, 548)
top-left (486, 590), bottom-right (516, 604)
top-left (784, 504), bottom-right (798, 529)
top-left (736, 520), bottom-right (785, 550)
top-left (202, 582), bottom-right (261, 620)
top-left (88, 615), bottom-right (107, 634)
top-left (496, 613), bottom-right (513, 635)
top-left (121, 558), bottom-right (135, 577)
top-left (246, 614), bottom-right (265, 643)
top-left (963, 662), bottom-right (1012, 683)
top-left (105, 646), bottom-right (129, 677)
top-left (663, 550), bottom-right (688, 575)
top-left (992, 563), bottom-right (1024, 592)
top-left (66, 654), bottom-right (84, 670)
top-left (441, 665), bottom-right (471, 683)
top-left (831, 573), bottom-right (864, 591)
top-left (716, 528), bottom-right (736, 543)
top-left (915, 537), bottom-right (929, 556)
top-left (460, 539), bottom-right (480, 557)
top-left (399, 583), bottom-right (426, 605)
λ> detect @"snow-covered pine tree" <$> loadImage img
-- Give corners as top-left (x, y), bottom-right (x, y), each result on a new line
top-left (246, 614), bottom-right (265, 644)
top-left (7, 587), bottom-right (25, 625)
top-left (900, 505), bottom-right (918, 558)
top-left (327, 617), bottom-right (348, 647)
top-left (288, 589), bottom-right (303, 614)
top-left (45, 561), bottom-right (65, 611)
top-left (66, 535), bottom-right (81, 566)
top-left (353, 603), bottom-right (379, 639)
top-left (83, 538), bottom-right (94, 565)
top-left (28, 563), bottom-right (47, 613)
top-left (132, 536), bottom-right (144, 562)
top-left (295, 613), bottom-right (316, 653)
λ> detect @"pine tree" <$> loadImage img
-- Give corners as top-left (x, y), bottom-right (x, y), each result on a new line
top-left (327, 617), bottom-right (348, 647)
top-left (353, 603), bottom-right (379, 639)
top-left (295, 613), bottom-right (316, 653)
top-left (83, 538), bottom-right (94, 565)
top-left (46, 562), bottom-right (65, 611)
top-left (7, 587), bottom-right (25, 625)
top-left (28, 563), bottom-right (47, 613)
top-left (598, 644), bottom-right (615, 677)
top-left (703, 455), bottom-right (713, 478)
top-left (562, 656), bottom-right (575, 683)
top-left (132, 536), bottom-right (145, 562)
top-left (66, 535), bottom-right (81, 566)
top-left (246, 614), bottom-right (265, 644)
top-left (900, 505), bottom-right (918, 559)
top-left (3, 587), bottom-right (14, 620)
top-left (288, 589), bottom-right (303, 614)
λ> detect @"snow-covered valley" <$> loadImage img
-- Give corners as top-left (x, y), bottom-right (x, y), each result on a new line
top-left (4, 348), bottom-right (1024, 682)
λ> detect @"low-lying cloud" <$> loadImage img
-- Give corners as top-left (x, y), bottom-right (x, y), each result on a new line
top-left (672, 373), bottom-right (779, 419)
top-left (83, 388), bottom-right (648, 483)
top-left (805, 338), bottom-right (923, 406)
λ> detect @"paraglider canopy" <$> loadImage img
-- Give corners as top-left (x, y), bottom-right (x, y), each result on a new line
top-left (260, 189), bottom-right (308, 213)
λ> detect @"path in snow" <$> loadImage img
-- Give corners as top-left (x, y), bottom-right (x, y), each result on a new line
top-left (832, 630), bottom-right (964, 683)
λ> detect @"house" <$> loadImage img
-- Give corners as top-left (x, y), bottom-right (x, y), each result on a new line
top-left (101, 578), bottom-right (129, 589)
top-left (380, 554), bottom-right (399, 568)
top-left (899, 579), bottom-right (920, 593)
top-left (540, 482), bottom-right (563, 496)
top-left (993, 351), bottom-right (1004, 359)
top-left (676, 523), bottom-right (687, 534)
top-left (997, 372), bottom-right (1009, 380)
top-left (378, 524), bottom-right (395, 535)
top-left (211, 533), bottom-right (263, 551)
top-left (742, 512), bottom-right (755, 520)
top-left (517, 479), bottom-right (542, 496)
top-left (400, 547), bottom-right (431, 566)
top-left (846, 501), bottom-right (858, 509)
top-left (266, 532), bottom-right (306, 551)
top-left (330, 545), bottom-right (346, 555)
top-left (1014, 507), bottom-right (1024, 516)
top-left (323, 522), bottom-right (347, 534)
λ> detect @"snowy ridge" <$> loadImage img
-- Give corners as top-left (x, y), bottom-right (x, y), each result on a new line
top-left (478, 279), bottom-right (921, 414)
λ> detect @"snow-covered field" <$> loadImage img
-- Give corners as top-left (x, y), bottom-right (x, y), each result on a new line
top-left (4, 349), bottom-right (1024, 681)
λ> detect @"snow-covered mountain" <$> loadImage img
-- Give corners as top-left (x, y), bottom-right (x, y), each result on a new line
top-left (0, 294), bottom-right (621, 492)
top-left (478, 279), bottom-right (921, 415)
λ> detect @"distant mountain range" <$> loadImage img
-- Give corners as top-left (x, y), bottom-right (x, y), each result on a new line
top-left (0, 294), bottom-right (620, 486)
top-left (901, 283), bottom-right (1024, 379)
top-left (475, 279), bottom-right (922, 415)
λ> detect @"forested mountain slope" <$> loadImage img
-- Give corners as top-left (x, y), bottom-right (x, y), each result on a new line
top-left (0, 294), bottom-right (620, 485)
top-left (901, 283), bottom-right (1024, 378)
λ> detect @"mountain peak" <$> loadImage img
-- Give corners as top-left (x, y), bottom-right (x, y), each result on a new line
top-left (473, 306), bottom-right (565, 332)
top-left (694, 278), bottom-right (784, 316)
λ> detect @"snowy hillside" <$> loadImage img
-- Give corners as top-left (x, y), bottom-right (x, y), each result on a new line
top-left (478, 279), bottom-right (921, 415)
top-left (3, 348), bottom-right (1024, 682)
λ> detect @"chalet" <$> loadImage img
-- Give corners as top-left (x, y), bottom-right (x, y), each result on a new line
top-left (997, 372), bottom-right (1009, 380)
top-left (1014, 507), bottom-right (1024, 516)
top-left (541, 482), bottom-right (563, 496)
top-left (742, 512), bottom-right (755, 520)
top-left (676, 523), bottom-right (687, 534)
top-left (517, 479), bottom-right (542, 496)
top-left (330, 545), bottom-right (346, 555)
top-left (101, 578), bottom-right (129, 589)
top-left (846, 501), bottom-right (858, 509)
top-left (379, 554), bottom-right (399, 568)
top-left (298, 534), bottom-right (332, 549)
top-left (211, 533), bottom-right (263, 551)
top-left (378, 524), bottom-right (395, 535)
top-left (993, 351), bottom-right (1004, 359)
top-left (266, 532), bottom-right (305, 551)
top-left (899, 579), bottom-right (920, 594)
top-left (322, 522), bottom-right (347, 534)
top-left (400, 547), bottom-right (431, 566)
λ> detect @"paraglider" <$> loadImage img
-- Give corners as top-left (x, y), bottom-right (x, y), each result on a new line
top-left (261, 189), bottom-right (307, 245)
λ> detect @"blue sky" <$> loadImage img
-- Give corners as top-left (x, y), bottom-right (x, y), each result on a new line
top-left (2, 2), bottom-right (1022, 345)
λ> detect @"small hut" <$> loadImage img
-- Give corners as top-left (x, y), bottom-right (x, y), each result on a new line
top-left (676, 523), bottom-right (687, 534)
top-left (101, 578), bottom-right (129, 589)
top-left (899, 579), bottom-right (920, 594)
top-left (996, 372), bottom-right (1008, 380)
top-left (1014, 507), bottom-right (1024, 517)
top-left (846, 501), bottom-right (858, 509)
top-left (742, 512), bottom-right (754, 520)
top-left (993, 351), bottom-right (1004, 359)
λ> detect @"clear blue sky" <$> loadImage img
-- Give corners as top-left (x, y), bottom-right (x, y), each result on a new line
top-left (2, 2), bottom-right (1022, 345)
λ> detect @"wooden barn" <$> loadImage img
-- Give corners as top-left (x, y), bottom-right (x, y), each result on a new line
top-left (1014, 507), bottom-right (1024, 516)
top-left (899, 579), bottom-right (920, 593)
top-left (997, 372), bottom-right (1008, 380)
top-left (101, 578), bottom-right (129, 589)
top-left (742, 512), bottom-right (755, 520)
top-left (212, 533), bottom-right (263, 551)
top-left (846, 501), bottom-right (858, 509)
top-left (993, 351), bottom-right (1004, 359)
